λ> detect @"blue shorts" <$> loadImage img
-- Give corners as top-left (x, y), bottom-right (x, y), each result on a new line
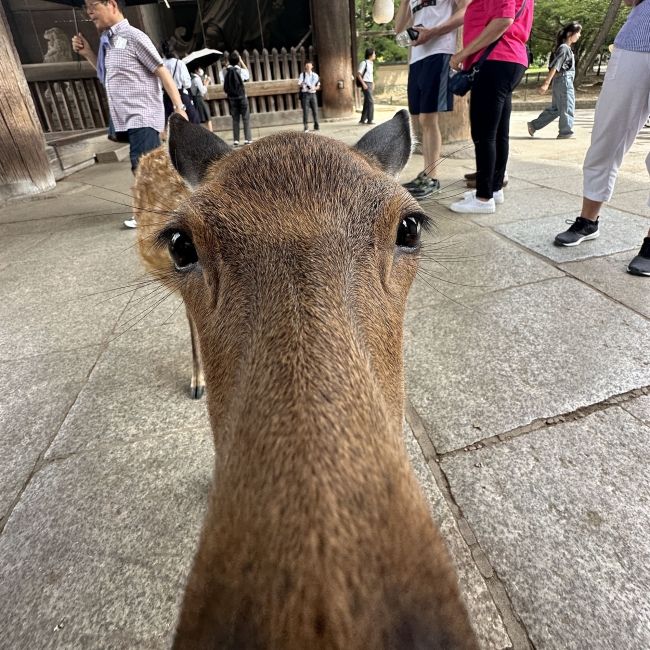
top-left (408, 53), bottom-right (453, 115)
top-left (127, 127), bottom-right (160, 171)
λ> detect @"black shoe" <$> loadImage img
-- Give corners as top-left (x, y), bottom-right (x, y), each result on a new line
top-left (557, 131), bottom-right (575, 139)
top-left (554, 216), bottom-right (599, 246)
top-left (402, 172), bottom-right (428, 191)
top-left (410, 177), bottom-right (441, 199)
top-left (627, 237), bottom-right (650, 276)
top-left (314, 124), bottom-right (320, 131)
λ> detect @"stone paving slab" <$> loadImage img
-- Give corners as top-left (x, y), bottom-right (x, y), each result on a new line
top-left (622, 394), bottom-right (650, 425)
top-left (560, 251), bottom-right (650, 319)
top-left (442, 407), bottom-right (650, 650)
top-left (609, 189), bottom-right (650, 217)
top-left (403, 422), bottom-right (511, 649)
top-left (408, 229), bottom-right (563, 308)
top-left (0, 347), bottom-right (100, 522)
top-left (46, 371), bottom-right (210, 459)
top-left (1, 233), bottom-right (50, 264)
top-left (0, 432), bottom-right (213, 650)
top-left (495, 209), bottom-right (649, 263)
top-left (404, 277), bottom-right (650, 453)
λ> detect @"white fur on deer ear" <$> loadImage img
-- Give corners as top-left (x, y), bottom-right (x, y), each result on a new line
top-left (353, 109), bottom-right (412, 177)
top-left (168, 113), bottom-right (231, 187)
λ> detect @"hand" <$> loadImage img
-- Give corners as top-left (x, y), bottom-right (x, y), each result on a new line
top-left (362, 83), bottom-right (368, 90)
top-left (413, 26), bottom-right (436, 46)
top-left (71, 33), bottom-right (91, 58)
top-left (173, 106), bottom-right (189, 121)
top-left (450, 52), bottom-right (466, 71)
top-left (538, 83), bottom-right (549, 95)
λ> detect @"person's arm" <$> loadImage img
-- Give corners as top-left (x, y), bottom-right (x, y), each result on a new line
top-left (395, 0), bottom-right (412, 34)
top-left (539, 67), bottom-right (557, 94)
top-left (449, 17), bottom-right (513, 69)
top-left (414, 0), bottom-right (470, 46)
top-left (314, 74), bottom-right (321, 91)
top-left (71, 33), bottom-right (97, 68)
top-left (154, 65), bottom-right (189, 120)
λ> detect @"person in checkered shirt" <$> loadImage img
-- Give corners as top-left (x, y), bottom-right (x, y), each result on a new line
top-left (72, 0), bottom-right (188, 226)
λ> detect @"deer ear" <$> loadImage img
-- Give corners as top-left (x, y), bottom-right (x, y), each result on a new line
top-left (353, 109), bottom-right (412, 176)
top-left (168, 113), bottom-right (231, 186)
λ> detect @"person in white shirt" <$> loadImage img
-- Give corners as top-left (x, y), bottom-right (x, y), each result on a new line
top-left (357, 48), bottom-right (376, 125)
top-left (298, 61), bottom-right (321, 132)
top-left (161, 40), bottom-right (199, 125)
top-left (396, 0), bottom-right (469, 198)
top-left (219, 52), bottom-right (252, 145)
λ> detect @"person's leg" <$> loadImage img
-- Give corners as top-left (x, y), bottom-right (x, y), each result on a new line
top-left (419, 112), bottom-right (441, 177)
top-left (557, 74), bottom-right (575, 136)
top-left (627, 150), bottom-right (650, 274)
top-left (310, 94), bottom-right (319, 129)
top-left (366, 82), bottom-right (374, 123)
top-left (241, 98), bottom-right (252, 142)
top-left (229, 98), bottom-right (240, 143)
top-left (301, 94), bottom-right (309, 130)
top-left (124, 127), bottom-right (160, 228)
top-left (529, 81), bottom-right (560, 132)
top-left (360, 88), bottom-right (369, 123)
top-left (493, 64), bottom-right (525, 192)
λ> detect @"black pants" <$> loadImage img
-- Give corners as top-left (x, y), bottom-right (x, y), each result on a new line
top-left (470, 61), bottom-right (526, 199)
top-left (301, 93), bottom-right (319, 130)
top-left (361, 82), bottom-right (374, 123)
top-left (229, 96), bottom-right (252, 142)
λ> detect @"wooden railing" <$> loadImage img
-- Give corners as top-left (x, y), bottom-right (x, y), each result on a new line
top-left (23, 46), bottom-right (317, 134)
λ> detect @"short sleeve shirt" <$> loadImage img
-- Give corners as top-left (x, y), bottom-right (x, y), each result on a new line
top-left (298, 71), bottom-right (320, 93)
top-left (103, 20), bottom-right (164, 132)
top-left (614, 0), bottom-right (650, 52)
top-left (409, 0), bottom-right (457, 63)
top-left (550, 44), bottom-right (574, 72)
top-left (358, 60), bottom-right (374, 82)
top-left (463, 0), bottom-right (534, 69)
top-left (163, 57), bottom-right (192, 90)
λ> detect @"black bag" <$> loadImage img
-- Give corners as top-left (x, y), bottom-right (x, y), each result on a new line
top-left (449, 0), bottom-right (528, 97)
top-left (355, 62), bottom-right (368, 88)
top-left (223, 67), bottom-right (244, 98)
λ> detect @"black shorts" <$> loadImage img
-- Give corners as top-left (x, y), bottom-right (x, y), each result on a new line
top-left (408, 53), bottom-right (453, 115)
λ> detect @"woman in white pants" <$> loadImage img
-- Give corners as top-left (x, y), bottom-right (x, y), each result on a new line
top-left (554, 0), bottom-right (650, 276)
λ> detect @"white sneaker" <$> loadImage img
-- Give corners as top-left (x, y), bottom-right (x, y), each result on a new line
top-left (464, 189), bottom-right (504, 205)
top-left (233, 141), bottom-right (240, 146)
top-left (123, 218), bottom-right (137, 229)
top-left (450, 195), bottom-right (496, 214)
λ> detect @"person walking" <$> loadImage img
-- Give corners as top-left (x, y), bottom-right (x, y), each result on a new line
top-left (71, 0), bottom-right (187, 229)
top-left (527, 22), bottom-right (582, 139)
top-left (357, 48), bottom-right (376, 125)
top-left (298, 61), bottom-right (321, 132)
top-left (448, 0), bottom-right (533, 214)
top-left (219, 52), bottom-right (252, 146)
top-left (189, 65), bottom-right (213, 131)
top-left (553, 0), bottom-right (650, 276)
top-left (396, 0), bottom-right (469, 199)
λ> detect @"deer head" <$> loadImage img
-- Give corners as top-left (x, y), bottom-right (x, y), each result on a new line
top-left (134, 112), bottom-right (477, 649)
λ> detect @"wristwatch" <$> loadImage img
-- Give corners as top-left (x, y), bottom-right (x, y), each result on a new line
top-left (172, 105), bottom-right (187, 111)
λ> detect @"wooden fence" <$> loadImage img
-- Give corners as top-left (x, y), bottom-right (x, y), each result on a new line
top-left (22, 46), bottom-right (317, 134)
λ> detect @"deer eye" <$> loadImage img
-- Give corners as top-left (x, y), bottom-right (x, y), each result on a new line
top-left (396, 214), bottom-right (423, 249)
top-left (169, 231), bottom-right (198, 270)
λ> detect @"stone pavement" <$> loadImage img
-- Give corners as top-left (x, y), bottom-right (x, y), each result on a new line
top-left (0, 106), bottom-right (648, 649)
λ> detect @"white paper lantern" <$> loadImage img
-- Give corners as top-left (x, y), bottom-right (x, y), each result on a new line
top-left (372, 0), bottom-right (394, 24)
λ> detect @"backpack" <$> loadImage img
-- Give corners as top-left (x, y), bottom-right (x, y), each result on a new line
top-left (223, 67), bottom-right (244, 98)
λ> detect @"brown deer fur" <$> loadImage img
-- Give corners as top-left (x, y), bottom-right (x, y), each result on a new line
top-left (134, 113), bottom-right (478, 649)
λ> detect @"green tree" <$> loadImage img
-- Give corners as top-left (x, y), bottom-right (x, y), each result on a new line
top-left (355, 0), bottom-right (407, 64)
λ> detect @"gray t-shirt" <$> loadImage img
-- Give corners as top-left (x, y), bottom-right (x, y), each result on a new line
top-left (550, 43), bottom-right (574, 73)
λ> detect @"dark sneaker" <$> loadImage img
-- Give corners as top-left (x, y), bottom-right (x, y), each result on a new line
top-left (410, 177), bottom-right (441, 199)
top-left (402, 171), bottom-right (428, 191)
top-left (627, 237), bottom-right (650, 276)
top-left (554, 217), bottom-right (599, 246)
top-left (557, 131), bottom-right (575, 139)
top-left (527, 122), bottom-right (535, 137)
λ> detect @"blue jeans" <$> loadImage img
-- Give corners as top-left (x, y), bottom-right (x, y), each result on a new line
top-left (530, 71), bottom-right (575, 135)
top-left (127, 127), bottom-right (160, 172)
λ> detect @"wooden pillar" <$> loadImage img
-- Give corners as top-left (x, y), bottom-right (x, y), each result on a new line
top-left (311, 0), bottom-right (354, 118)
top-left (0, 0), bottom-right (55, 201)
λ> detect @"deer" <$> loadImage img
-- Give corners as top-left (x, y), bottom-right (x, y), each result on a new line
top-left (133, 112), bottom-right (479, 649)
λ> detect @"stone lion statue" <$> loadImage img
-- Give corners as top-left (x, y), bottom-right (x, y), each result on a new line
top-left (43, 27), bottom-right (73, 63)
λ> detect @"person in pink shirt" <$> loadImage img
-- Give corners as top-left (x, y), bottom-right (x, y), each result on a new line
top-left (448, 0), bottom-right (534, 214)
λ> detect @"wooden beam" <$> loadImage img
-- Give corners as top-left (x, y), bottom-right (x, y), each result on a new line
top-left (206, 79), bottom-right (299, 101)
top-left (0, 1), bottom-right (54, 200)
